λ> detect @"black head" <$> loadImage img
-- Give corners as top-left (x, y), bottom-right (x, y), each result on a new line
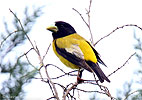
top-left (48, 21), bottom-right (76, 39)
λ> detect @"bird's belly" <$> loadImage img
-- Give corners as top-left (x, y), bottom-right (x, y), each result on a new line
top-left (52, 42), bottom-right (79, 69)
top-left (58, 55), bottom-right (80, 69)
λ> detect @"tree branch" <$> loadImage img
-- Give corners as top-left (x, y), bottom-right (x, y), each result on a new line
top-left (10, 9), bottom-right (59, 100)
top-left (108, 52), bottom-right (136, 77)
top-left (94, 24), bottom-right (142, 46)
top-left (0, 30), bottom-right (19, 49)
top-left (62, 82), bottom-right (78, 100)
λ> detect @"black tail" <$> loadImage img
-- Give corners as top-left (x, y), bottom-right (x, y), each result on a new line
top-left (86, 61), bottom-right (110, 83)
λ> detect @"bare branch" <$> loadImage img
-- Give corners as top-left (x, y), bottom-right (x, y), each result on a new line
top-left (88, 0), bottom-right (92, 14)
top-left (46, 64), bottom-right (66, 74)
top-left (9, 9), bottom-right (37, 53)
top-left (108, 52), bottom-right (136, 77)
top-left (33, 69), bottom-right (77, 80)
top-left (72, 0), bottom-right (94, 44)
top-left (24, 51), bottom-right (36, 68)
top-left (10, 9), bottom-right (59, 100)
top-left (0, 30), bottom-right (19, 49)
top-left (124, 90), bottom-right (139, 100)
top-left (42, 79), bottom-right (56, 97)
top-left (51, 71), bottom-right (77, 80)
top-left (76, 88), bottom-right (105, 94)
top-left (63, 82), bottom-right (78, 100)
top-left (36, 44), bottom-right (60, 100)
top-left (47, 97), bottom-right (56, 100)
top-left (42, 43), bottom-right (51, 61)
top-left (94, 24), bottom-right (142, 46)
top-left (16, 48), bottom-right (38, 69)
top-left (72, 8), bottom-right (89, 28)
top-left (86, 0), bottom-right (94, 43)
top-left (17, 48), bottom-right (34, 61)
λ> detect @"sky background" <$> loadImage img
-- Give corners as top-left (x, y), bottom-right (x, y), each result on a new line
top-left (0, 0), bottom-right (142, 99)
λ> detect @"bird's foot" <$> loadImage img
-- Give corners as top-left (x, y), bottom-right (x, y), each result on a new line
top-left (77, 76), bottom-right (84, 84)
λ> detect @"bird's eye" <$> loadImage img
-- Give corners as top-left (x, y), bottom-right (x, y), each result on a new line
top-left (61, 25), bottom-right (64, 27)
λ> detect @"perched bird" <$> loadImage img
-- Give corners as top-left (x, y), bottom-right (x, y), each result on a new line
top-left (47, 21), bottom-right (110, 83)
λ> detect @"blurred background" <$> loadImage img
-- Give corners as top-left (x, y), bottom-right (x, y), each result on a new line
top-left (0, 0), bottom-right (142, 100)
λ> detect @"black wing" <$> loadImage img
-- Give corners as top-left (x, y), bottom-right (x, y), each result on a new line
top-left (86, 41), bottom-right (107, 67)
top-left (54, 40), bottom-right (93, 72)
top-left (86, 61), bottom-right (110, 83)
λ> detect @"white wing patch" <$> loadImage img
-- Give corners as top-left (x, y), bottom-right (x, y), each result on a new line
top-left (65, 44), bottom-right (84, 59)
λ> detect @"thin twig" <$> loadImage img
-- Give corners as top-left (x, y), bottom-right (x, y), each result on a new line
top-left (25, 52), bottom-right (37, 69)
top-left (88, 0), bottom-right (92, 14)
top-left (47, 96), bottom-right (56, 100)
top-left (94, 24), bottom-right (142, 46)
top-left (86, 0), bottom-right (94, 43)
top-left (51, 72), bottom-right (77, 80)
top-left (72, 8), bottom-right (89, 28)
top-left (63, 82), bottom-right (79, 100)
top-left (17, 48), bottom-right (34, 62)
top-left (22, 48), bottom-right (38, 69)
top-left (108, 52), bottom-right (136, 77)
top-left (44, 68), bottom-right (59, 99)
top-left (76, 88), bottom-right (105, 94)
top-left (9, 9), bottom-right (36, 51)
top-left (42, 79), bottom-right (55, 97)
top-left (72, 6), bottom-right (94, 44)
top-left (0, 30), bottom-right (19, 49)
top-left (42, 43), bottom-right (51, 61)
top-left (55, 82), bottom-right (77, 100)
top-left (46, 64), bottom-right (78, 79)
top-left (35, 44), bottom-right (60, 100)
top-left (46, 64), bottom-right (66, 74)
top-left (124, 90), bottom-right (139, 100)
top-left (54, 83), bottom-right (66, 90)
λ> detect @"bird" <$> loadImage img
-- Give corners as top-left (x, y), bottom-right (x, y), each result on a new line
top-left (46, 21), bottom-right (110, 83)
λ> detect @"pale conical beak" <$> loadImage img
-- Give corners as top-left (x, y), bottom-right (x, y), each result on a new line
top-left (46, 26), bottom-right (58, 33)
